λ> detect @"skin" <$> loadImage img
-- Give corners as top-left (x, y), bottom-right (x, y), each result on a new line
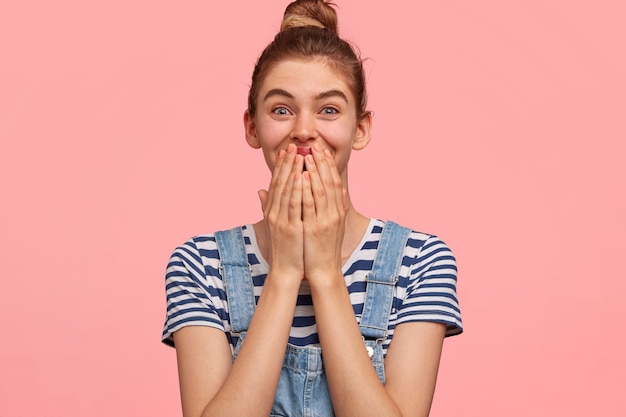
top-left (173, 59), bottom-right (447, 417)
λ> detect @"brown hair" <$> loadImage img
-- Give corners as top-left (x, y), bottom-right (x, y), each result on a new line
top-left (247, 0), bottom-right (368, 119)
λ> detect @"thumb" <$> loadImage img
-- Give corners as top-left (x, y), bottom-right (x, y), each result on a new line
top-left (258, 189), bottom-right (269, 212)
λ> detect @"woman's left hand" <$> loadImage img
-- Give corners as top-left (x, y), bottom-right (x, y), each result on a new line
top-left (301, 144), bottom-right (347, 283)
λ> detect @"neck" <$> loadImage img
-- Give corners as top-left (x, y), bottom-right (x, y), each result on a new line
top-left (341, 196), bottom-right (370, 263)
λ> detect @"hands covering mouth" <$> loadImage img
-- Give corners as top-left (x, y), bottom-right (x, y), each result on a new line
top-left (258, 143), bottom-right (347, 283)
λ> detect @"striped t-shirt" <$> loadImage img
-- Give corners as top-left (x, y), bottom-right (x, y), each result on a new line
top-left (162, 219), bottom-right (462, 354)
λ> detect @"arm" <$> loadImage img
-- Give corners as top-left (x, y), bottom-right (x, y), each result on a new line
top-left (310, 280), bottom-right (446, 417)
top-left (174, 276), bottom-right (300, 417)
top-left (384, 321), bottom-right (447, 417)
top-left (385, 235), bottom-right (462, 416)
top-left (302, 147), bottom-right (450, 416)
top-left (301, 147), bottom-right (401, 415)
top-left (309, 277), bottom-right (402, 416)
top-left (174, 145), bottom-right (307, 417)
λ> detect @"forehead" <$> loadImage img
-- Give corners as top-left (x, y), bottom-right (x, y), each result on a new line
top-left (259, 59), bottom-right (353, 100)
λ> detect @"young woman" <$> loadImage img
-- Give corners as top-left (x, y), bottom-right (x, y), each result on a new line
top-left (162, 1), bottom-right (462, 416)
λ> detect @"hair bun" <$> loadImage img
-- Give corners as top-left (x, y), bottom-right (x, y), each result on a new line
top-left (280, 0), bottom-right (338, 34)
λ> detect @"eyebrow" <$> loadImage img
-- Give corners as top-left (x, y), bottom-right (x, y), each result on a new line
top-left (263, 88), bottom-right (294, 101)
top-left (262, 88), bottom-right (348, 103)
top-left (315, 89), bottom-right (348, 103)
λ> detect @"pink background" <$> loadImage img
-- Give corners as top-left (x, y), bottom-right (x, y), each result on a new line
top-left (1, 1), bottom-right (624, 415)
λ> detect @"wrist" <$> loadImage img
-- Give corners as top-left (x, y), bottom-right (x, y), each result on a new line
top-left (265, 269), bottom-right (304, 291)
top-left (306, 270), bottom-right (345, 292)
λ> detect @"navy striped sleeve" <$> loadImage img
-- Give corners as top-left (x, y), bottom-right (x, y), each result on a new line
top-left (396, 235), bottom-right (463, 336)
top-left (161, 239), bottom-right (225, 347)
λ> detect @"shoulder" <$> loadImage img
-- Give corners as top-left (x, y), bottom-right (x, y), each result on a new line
top-left (167, 234), bottom-right (218, 274)
top-left (171, 234), bottom-right (216, 257)
top-left (381, 221), bottom-right (462, 336)
top-left (167, 224), bottom-right (260, 274)
top-left (376, 219), bottom-right (455, 263)
top-left (407, 232), bottom-right (456, 267)
top-left (170, 224), bottom-right (254, 261)
top-left (380, 220), bottom-right (458, 290)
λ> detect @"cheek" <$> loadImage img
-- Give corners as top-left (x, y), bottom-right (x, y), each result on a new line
top-left (322, 119), bottom-right (354, 136)
top-left (322, 124), bottom-right (358, 150)
top-left (256, 122), bottom-right (286, 148)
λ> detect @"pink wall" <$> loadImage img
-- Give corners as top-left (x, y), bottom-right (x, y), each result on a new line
top-left (1, 1), bottom-right (624, 415)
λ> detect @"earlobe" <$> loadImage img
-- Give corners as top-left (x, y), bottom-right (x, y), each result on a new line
top-left (244, 110), bottom-right (261, 149)
top-left (352, 111), bottom-right (372, 151)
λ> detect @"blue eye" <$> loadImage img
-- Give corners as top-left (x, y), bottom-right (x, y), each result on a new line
top-left (321, 107), bottom-right (338, 115)
top-left (272, 107), bottom-right (291, 115)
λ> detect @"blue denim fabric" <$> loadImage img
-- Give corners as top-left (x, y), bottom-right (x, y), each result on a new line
top-left (215, 221), bottom-right (411, 417)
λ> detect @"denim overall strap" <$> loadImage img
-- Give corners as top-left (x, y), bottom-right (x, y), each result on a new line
top-left (214, 227), bottom-right (255, 333)
top-left (359, 221), bottom-right (412, 340)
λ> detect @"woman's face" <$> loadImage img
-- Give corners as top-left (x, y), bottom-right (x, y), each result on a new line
top-left (244, 59), bottom-right (371, 178)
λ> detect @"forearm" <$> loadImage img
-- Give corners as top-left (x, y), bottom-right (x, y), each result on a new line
top-left (310, 275), bottom-right (402, 417)
top-left (201, 275), bottom-right (299, 417)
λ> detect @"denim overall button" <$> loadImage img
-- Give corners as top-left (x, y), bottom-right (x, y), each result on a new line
top-left (366, 346), bottom-right (374, 358)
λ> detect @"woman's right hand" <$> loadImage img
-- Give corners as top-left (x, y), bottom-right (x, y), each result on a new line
top-left (177, 145), bottom-right (307, 416)
top-left (257, 143), bottom-right (305, 282)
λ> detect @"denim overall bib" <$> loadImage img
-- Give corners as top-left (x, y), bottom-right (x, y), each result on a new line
top-left (215, 221), bottom-right (411, 417)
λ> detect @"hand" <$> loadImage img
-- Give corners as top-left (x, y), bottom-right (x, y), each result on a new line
top-left (301, 144), bottom-right (348, 283)
top-left (257, 144), bottom-right (306, 282)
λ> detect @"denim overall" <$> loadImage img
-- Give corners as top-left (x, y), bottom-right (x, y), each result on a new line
top-left (215, 221), bottom-right (411, 417)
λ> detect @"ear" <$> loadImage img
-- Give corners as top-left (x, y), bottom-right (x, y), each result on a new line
top-left (244, 110), bottom-right (261, 149)
top-left (352, 111), bottom-right (372, 151)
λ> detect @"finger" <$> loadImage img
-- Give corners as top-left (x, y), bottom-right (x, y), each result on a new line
top-left (265, 148), bottom-right (287, 210)
top-left (312, 144), bottom-right (334, 184)
top-left (275, 144), bottom-right (297, 188)
top-left (258, 189), bottom-right (268, 213)
top-left (302, 171), bottom-right (315, 221)
top-left (279, 153), bottom-right (303, 216)
top-left (269, 144), bottom-right (298, 217)
top-left (308, 144), bottom-right (340, 211)
top-left (289, 170), bottom-right (303, 223)
top-left (324, 149), bottom-right (344, 212)
top-left (304, 153), bottom-right (326, 214)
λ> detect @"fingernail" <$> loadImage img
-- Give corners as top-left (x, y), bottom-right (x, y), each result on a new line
top-left (279, 150), bottom-right (286, 158)
top-left (288, 143), bottom-right (296, 152)
top-left (313, 143), bottom-right (321, 152)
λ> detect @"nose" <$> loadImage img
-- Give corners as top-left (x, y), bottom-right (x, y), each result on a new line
top-left (290, 113), bottom-right (317, 143)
